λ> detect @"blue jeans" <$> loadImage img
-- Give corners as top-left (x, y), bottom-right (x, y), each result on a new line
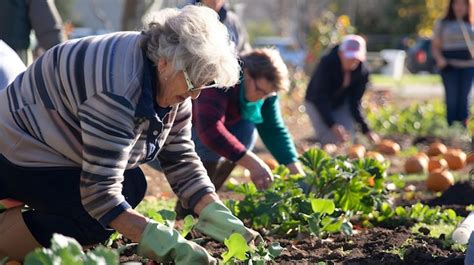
top-left (192, 119), bottom-right (257, 162)
top-left (440, 67), bottom-right (474, 126)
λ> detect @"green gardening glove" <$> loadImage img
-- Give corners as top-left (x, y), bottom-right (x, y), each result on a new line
top-left (195, 202), bottom-right (263, 244)
top-left (138, 220), bottom-right (217, 265)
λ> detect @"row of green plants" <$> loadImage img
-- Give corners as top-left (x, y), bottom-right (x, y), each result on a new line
top-left (226, 148), bottom-right (461, 238)
top-left (365, 100), bottom-right (474, 138)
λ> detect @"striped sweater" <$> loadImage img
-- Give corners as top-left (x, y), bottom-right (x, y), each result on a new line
top-left (0, 32), bottom-right (214, 226)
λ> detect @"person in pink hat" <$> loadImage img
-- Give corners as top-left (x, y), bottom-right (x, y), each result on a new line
top-left (305, 34), bottom-right (380, 145)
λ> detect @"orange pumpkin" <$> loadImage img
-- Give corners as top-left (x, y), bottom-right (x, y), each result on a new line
top-left (365, 151), bottom-right (385, 163)
top-left (444, 149), bottom-right (466, 170)
top-left (427, 142), bottom-right (447, 157)
top-left (428, 157), bottom-right (448, 173)
top-left (348, 144), bottom-right (366, 159)
top-left (415, 152), bottom-right (429, 162)
top-left (376, 139), bottom-right (400, 155)
top-left (323, 143), bottom-right (338, 155)
top-left (404, 155), bottom-right (428, 174)
top-left (426, 169), bottom-right (454, 192)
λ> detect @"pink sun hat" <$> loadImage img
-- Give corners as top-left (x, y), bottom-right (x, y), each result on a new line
top-left (339, 34), bottom-right (367, 62)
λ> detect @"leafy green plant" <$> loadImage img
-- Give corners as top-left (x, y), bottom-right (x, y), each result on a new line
top-left (370, 202), bottom-right (461, 228)
top-left (304, 198), bottom-right (352, 237)
top-left (366, 100), bottom-right (473, 139)
top-left (222, 233), bottom-right (250, 263)
top-left (226, 148), bottom-right (389, 237)
top-left (146, 209), bottom-right (176, 227)
top-left (221, 233), bottom-right (283, 265)
top-left (300, 149), bottom-right (389, 215)
top-left (145, 209), bottom-right (195, 238)
top-left (24, 234), bottom-right (118, 265)
top-left (105, 231), bottom-right (122, 248)
top-left (226, 172), bottom-right (311, 236)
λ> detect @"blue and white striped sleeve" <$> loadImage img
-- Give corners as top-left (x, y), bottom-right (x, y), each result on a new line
top-left (158, 99), bottom-right (215, 210)
top-left (78, 91), bottom-right (138, 226)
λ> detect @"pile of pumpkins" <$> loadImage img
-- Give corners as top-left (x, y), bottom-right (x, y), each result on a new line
top-left (341, 139), bottom-right (401, 163)
top-left (326, 140), bottom-right (474, 193)
top-left (404, 142), bottom-right (474, 192)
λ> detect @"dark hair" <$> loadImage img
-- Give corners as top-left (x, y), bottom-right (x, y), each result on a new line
top-left (443, 0), bottom-right (474, 23)
top-left (241, 48), bottom-right (289, 91)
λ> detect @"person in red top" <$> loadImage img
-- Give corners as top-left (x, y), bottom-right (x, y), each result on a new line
top-left (175, 48), bottom-right (304, 218)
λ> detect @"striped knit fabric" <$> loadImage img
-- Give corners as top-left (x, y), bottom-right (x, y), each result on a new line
top-left (0, 32), bottom-right (214, 226)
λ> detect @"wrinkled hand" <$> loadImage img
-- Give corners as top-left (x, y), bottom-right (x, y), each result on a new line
top-left (195, 202), bottom-right (263, 245)
top-left (237, 152), bottom-right (274, 190)
top-left (331, 124), bottom-right (349, 143)
top-left (248, 161), bottom-right (274, 190)
top-left (138, 220), bottom-right (216, 265)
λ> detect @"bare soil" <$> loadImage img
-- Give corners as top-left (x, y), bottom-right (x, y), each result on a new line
top-left (117, 225), bottom-right (464, 264)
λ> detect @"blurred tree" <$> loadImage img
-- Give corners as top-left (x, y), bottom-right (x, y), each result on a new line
top-left (417, 0), bottom-right (448, 36)
top-left (348, 0), bottom-right (448, 49)
top-left (305, 11), bottom-right (355, 68)
top-left (246, 21), bottom-right (276, 43)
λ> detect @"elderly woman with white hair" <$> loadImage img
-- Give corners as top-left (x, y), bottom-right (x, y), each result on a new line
top-left (0, 5), bottom-right (257, 264)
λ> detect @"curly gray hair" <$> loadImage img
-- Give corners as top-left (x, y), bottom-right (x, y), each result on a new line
top-left (141, 5), bottom-right (240, 88)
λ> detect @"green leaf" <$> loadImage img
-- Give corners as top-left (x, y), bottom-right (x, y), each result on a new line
top-left (308, 214), bottom-right (321, 235)
top-left (146, 210), bottom-right (165, 223)
top-left (24, 234), bottom-right (118, 265)
top-left (83, 254), bottom-right (106, 265)
top-left (395, 206), bottom-right (407, 217)
top-left (158, 209), bottom-right (176, 227)
top-left (311, 199), bottom-right (335, 215)
top-left (181, 215), bottom-right (195, 237)
top-left (222, 233), bottom-right (251, 263)
top-left (50, 234), bottom-right (83, 265)
top-left (88, 246), bottom-right (118, 265)
top-left (105, 231), bottom-right (122, 248)
top-left (322, 218), bottom-right (343, 232)
top-left (24, 249), bottom-right (57, 265)
top-left (445, 209), bottom-right (457, 220)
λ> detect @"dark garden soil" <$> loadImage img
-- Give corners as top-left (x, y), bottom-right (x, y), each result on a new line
top-left (428, 181), bottom-right (474, 207)
top-left (117, 226), bottom-right (465, 264)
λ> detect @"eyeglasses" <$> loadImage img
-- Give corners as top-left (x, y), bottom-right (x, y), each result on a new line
top-left (183, 69), bottom-right (218, 92)
top-left (253, 78), bottom-right (277, 97)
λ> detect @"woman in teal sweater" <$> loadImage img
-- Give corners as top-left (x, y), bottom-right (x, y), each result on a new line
top-left (191, 48), bottom-right (304, 196)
